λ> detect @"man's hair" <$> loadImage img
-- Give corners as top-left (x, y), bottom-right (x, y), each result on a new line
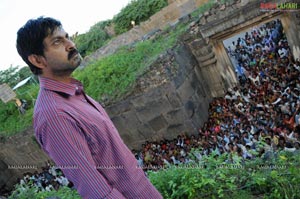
top-left (16, 17), bottom-right (62, 75)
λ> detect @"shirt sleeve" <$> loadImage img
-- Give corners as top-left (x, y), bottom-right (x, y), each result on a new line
top-left (37, 113), bottom-right (126, 199)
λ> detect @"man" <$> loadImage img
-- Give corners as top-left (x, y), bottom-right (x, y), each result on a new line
top-left (16, 17), bottom-right (162, 199)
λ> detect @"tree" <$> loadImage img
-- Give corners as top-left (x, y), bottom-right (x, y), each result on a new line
top-left (74, 21), bottom-right (111, 58)
top-left (0, 66), bottom-right (32, 87)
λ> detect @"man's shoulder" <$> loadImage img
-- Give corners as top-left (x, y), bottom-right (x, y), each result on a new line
top-left (33, 91), bottom-right (71, 139)
top-left (34, 89), bottom-right (66, 119)
top-left (35, 90), bottom-right (58, 109)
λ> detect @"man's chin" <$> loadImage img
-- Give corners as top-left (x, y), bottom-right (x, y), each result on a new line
top-left (71, 54), bottom-right (83, 66)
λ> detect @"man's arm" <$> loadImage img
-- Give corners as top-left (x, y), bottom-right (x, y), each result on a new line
top-left (37, 114), bottom-right (126, 199)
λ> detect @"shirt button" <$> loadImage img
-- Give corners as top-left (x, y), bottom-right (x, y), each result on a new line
top-left (75, 87), bottom-right (80, 95)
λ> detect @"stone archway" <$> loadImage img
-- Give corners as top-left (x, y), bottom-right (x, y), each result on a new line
top-left (185, 0), bottom-right (300, 98)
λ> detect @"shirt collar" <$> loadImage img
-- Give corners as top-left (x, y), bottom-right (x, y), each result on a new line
top-left (38, 76), bottom-right (83, 96)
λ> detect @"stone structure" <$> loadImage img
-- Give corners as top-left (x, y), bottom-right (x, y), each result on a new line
top-left (106, 45), bottom-right (211, 149)
top-left (1, 0), bottom-right (300, 194)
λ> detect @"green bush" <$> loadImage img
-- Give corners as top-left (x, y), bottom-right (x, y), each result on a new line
top-left (148, 151), bottom-right (300, 199)
top-left (74, 20), bottom-right (111, 58)
top-left (0, 66), bottom-right (32, 88)
top-left (8, 151), bottom-right (299, 199)
top-left (9, 183), bottom-right (81, 199)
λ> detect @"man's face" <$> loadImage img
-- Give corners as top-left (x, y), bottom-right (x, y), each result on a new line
top-left (42, 27), bottom-right (82, 76)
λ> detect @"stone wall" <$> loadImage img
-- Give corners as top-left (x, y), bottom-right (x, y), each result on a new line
top-left (280, 12), bottom-right (300, 61)
top-left (106, 45), bottom-right (211, 149)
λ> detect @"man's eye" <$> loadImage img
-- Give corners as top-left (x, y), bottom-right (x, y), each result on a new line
top-left (53, 40), bottom-right (61, 45)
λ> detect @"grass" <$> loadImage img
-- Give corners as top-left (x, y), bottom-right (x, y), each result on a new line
top-left (148, 151), bottom-right (300, 199)
top-left (0, 84), bottom-right (38, 136)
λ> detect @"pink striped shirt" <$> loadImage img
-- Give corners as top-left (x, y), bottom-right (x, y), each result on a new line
top-left (34, 77), bottom-right (162, 199)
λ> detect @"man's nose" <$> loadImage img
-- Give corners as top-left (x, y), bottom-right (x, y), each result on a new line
top-left (66, 39), bottom-right (76, 51)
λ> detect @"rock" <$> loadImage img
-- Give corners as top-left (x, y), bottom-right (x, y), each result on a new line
top-left (220, 4), bottom-right (226, 10)
top-left (204, 11), bottom-right (210, 17)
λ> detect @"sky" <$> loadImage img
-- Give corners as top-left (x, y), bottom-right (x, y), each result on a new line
top-left (0, 0), bottom-right (131, 71)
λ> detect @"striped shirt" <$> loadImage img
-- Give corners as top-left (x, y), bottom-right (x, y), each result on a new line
top-left (34, 77), bottom-right (163, 199)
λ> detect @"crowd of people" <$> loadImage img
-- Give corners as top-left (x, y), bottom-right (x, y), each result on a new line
top-left (133, 19), bottom-right (300, 171)
top-left (16, 161), bottom-right (73, 193)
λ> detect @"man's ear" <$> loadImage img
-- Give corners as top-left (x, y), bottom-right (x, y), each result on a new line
top-left (28, 54), bottom-right (46, 69)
